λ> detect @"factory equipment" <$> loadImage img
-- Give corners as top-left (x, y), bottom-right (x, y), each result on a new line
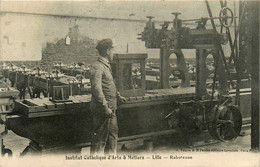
top-left (137, 3), bottom-right (243, 142)
top-left (0, 78), bottom-right (19, 157)
top-left (2, 66), bottom-right (91, 99)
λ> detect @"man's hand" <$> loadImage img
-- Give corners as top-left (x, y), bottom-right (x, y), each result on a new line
top-left (118, 95), bottom-right (127, 104)
top-left (105, 108), bottom-right (113, 118)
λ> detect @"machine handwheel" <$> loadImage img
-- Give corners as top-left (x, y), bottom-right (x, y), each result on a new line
top-left (219, 7), bottom-right (234, 28)
top-left (209, 105), bottom-right (242, 142)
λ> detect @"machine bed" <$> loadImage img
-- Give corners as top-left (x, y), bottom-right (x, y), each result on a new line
top-left (13, 87), bottom-right (195, 118)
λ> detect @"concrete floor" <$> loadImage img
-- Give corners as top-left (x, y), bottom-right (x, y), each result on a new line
top-left (0, 124), bottom-right (253, 157)
top-left (1, 125), bottom-right (259, 167)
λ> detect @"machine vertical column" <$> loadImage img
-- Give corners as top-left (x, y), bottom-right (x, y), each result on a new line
top-left (160, 48), bottom-right (170, 89)
top-left (196, 49), bottom-right (208, 100)
top-left (251, 1), bottom-right (260, 151)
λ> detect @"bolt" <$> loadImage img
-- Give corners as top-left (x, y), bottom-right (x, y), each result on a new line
top-left (146, 16), bottom-right (154, 21)
top-left (171, 12), bottom-right (181, 19)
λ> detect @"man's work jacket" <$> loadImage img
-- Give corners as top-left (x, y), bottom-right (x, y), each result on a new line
top-left (90, 57), bottom-right (118, 114)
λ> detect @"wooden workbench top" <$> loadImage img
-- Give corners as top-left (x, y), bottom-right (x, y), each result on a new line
top-left (146, 87), bottom-right (195, 95)
top-left (13, 87), bottom-right (195, 118)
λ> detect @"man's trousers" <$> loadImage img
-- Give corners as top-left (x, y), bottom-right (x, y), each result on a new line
top-left (90, 112), bottom-right (118, 155)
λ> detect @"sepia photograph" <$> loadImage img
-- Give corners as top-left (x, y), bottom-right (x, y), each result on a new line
top-left (0, 0), bottom-right (259, 166)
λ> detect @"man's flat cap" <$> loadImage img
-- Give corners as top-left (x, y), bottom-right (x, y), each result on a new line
top-left (96, 39), bottom-right (114, 50)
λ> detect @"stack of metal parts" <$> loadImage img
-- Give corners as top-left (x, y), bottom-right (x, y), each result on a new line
top-left (1, 64), bottom-right (91, 99)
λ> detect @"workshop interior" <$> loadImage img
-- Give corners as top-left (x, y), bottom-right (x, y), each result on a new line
top-left (0, 0), bottom-right (259, 156)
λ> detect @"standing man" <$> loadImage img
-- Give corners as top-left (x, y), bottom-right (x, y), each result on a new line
top-left (90, 39), bottom-right (125, 155)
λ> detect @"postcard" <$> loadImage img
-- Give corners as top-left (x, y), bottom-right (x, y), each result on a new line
top-left (0, 0), bottom-right (259, 167)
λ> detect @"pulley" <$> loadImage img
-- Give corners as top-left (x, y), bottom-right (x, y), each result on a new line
top-left (219, 7), bottom-right (234, 28)
top-left (208, 104), bottom-right (242, 142)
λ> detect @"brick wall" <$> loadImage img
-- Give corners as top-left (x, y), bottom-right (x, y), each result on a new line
top-left (41, 25), bottom-right (98, 70)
